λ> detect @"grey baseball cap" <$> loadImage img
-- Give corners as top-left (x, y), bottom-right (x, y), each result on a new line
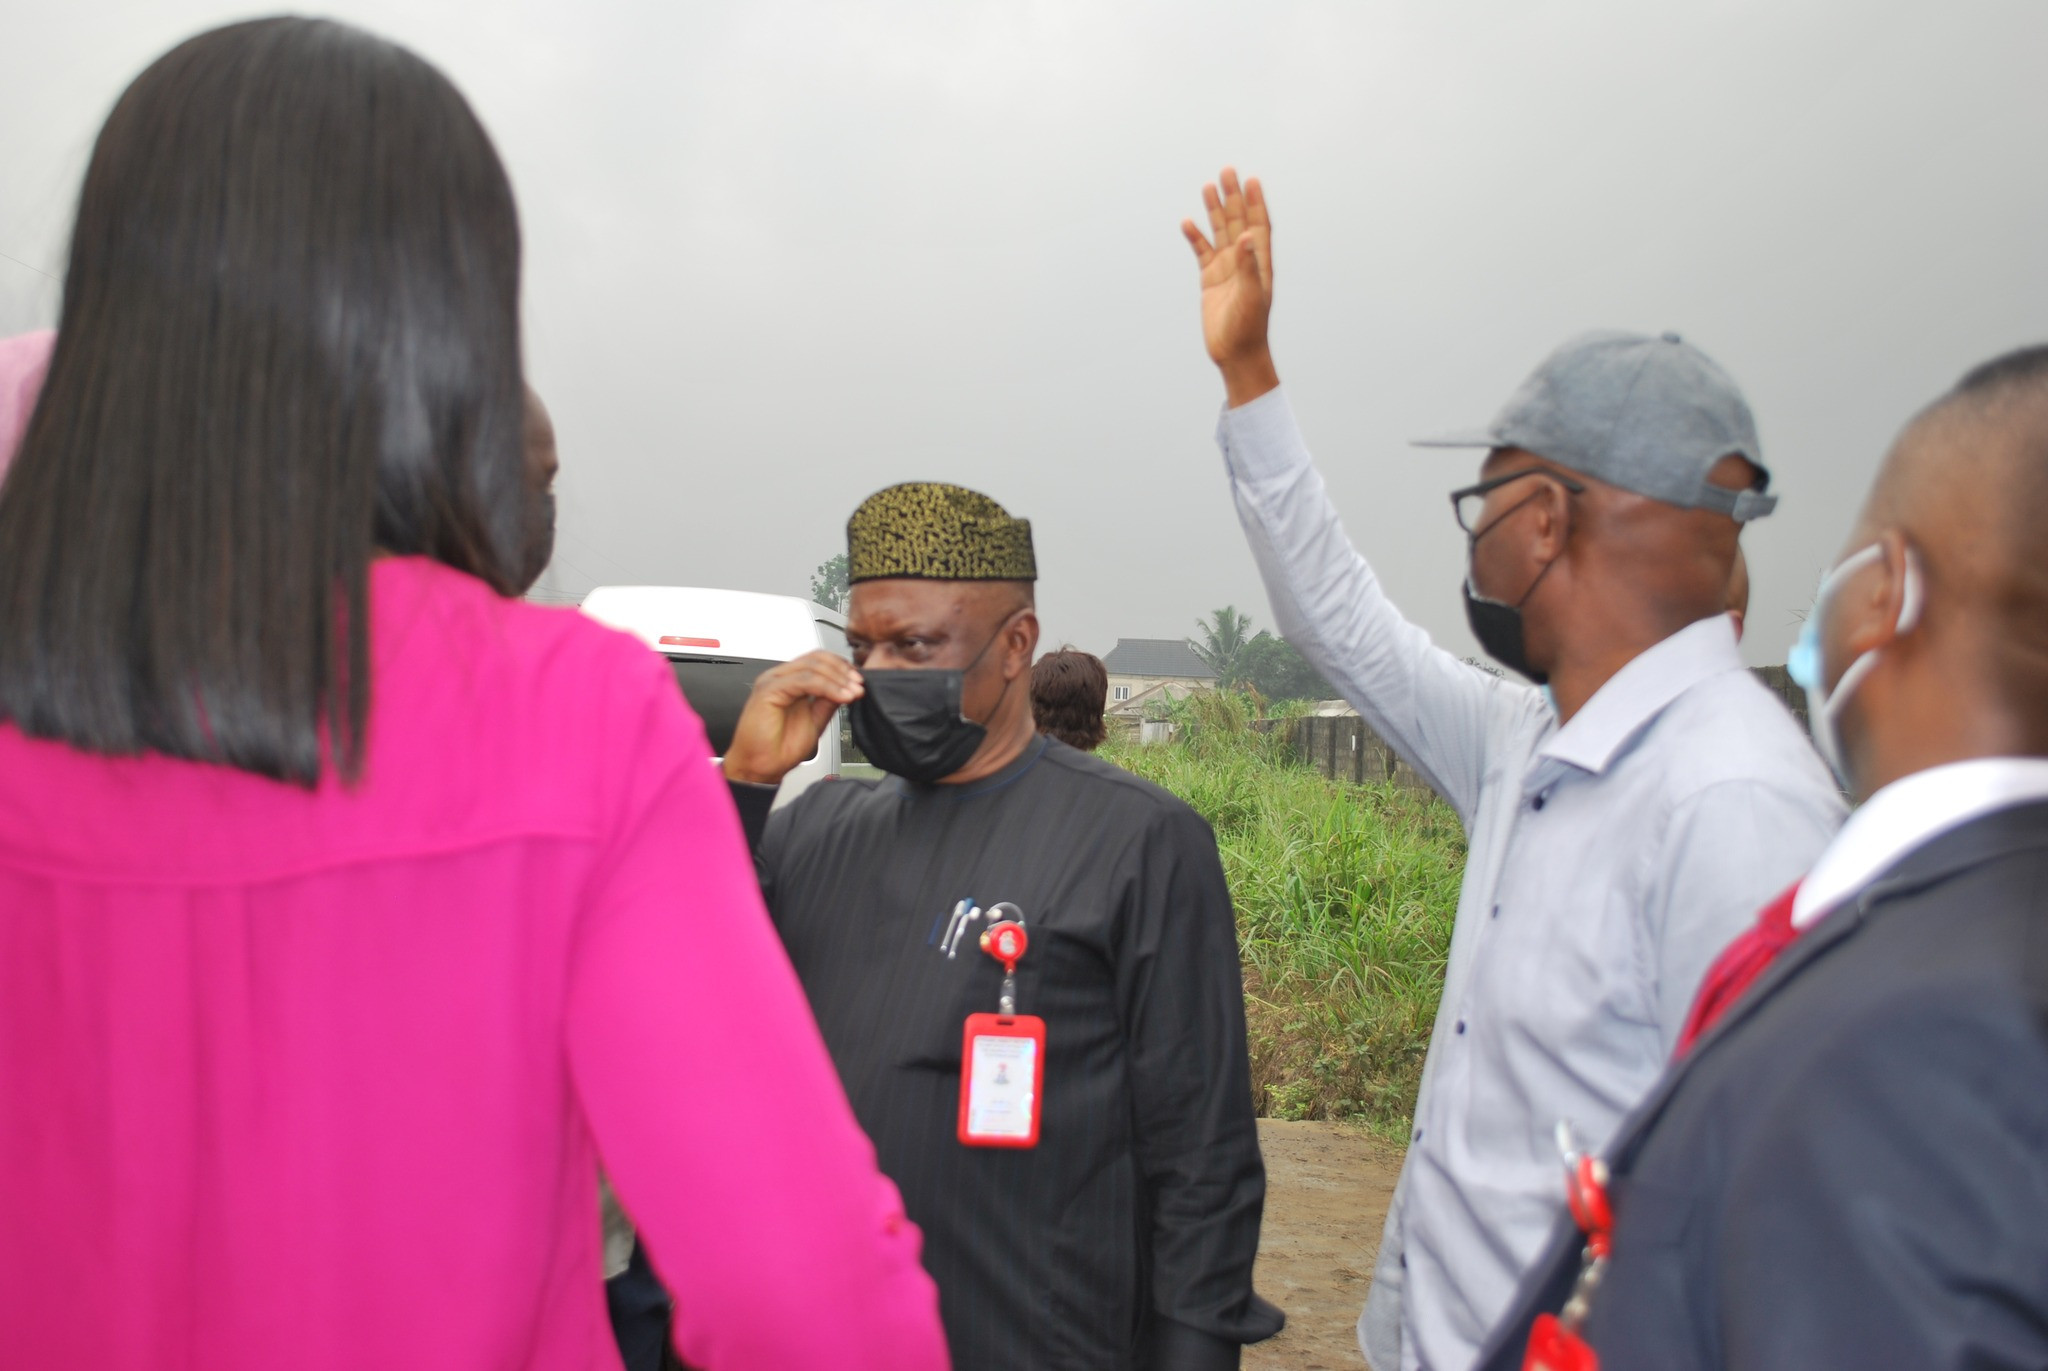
top-left (1414, 329), bottom-right (1776, 521)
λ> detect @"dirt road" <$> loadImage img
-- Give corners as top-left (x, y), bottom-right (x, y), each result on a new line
top-left (1244, 1121), bottom-right (1404, 1371)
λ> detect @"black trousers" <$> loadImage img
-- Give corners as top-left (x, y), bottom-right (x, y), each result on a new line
top-left (604, 1239), bottom-right (675, 1371)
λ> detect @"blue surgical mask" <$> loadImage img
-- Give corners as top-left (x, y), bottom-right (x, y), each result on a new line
top-left (1787, 544), bottom-right (1921, 785)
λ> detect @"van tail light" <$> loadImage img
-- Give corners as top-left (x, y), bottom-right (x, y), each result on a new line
top-left (659, 636), bottom-right (720, 648)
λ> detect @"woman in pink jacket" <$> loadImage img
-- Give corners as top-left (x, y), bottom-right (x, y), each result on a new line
top-left (0, 18), bottom-right (946, 1371)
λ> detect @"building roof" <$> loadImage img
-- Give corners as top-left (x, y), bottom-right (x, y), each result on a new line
top-left (1105, 679), bottom-right (1205, 716)
top-left (1100, 638), bottom-right (1216, 680)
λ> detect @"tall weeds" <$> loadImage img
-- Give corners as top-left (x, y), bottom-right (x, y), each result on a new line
top-left (1103, 701), bottom-right (1462, 1138)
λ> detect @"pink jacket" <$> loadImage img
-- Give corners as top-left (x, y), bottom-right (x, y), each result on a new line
top-left (0, 555), bottom-right (949, 1370)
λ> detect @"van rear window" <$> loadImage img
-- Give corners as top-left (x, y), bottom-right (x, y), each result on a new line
top-left (665, 656), bottom-right (780, 757)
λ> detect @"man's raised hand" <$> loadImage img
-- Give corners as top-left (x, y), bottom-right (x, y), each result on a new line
top-left (1181, 167), bottom-right (1279, 407)
top-left (721, 651), bottom-right (863, 787)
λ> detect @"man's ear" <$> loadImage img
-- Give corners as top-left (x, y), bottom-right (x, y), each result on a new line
top-left (1838, 529), bottom-right (1916, 658)
top-left (1005, 608), bottom-right (1040, 680)
top-left (1530, 480), bottom-right (1573, 560)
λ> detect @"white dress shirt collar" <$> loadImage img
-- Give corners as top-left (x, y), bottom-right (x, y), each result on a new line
top-left (1531, 613), bottom-right (1743, 788)
top-left (1792, 756), bottom-right (2048, 928)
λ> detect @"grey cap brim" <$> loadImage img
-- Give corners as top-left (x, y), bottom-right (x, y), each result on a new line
top-left (1405, 330), bottom-right (1774, 519)
top-left (1409, 428), bottom-right (1505, 449)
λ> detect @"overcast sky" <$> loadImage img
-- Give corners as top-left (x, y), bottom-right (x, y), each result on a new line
top-left (4, 1), bottom-right (2044, 666)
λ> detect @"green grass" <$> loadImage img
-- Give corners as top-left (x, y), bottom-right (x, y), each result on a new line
top-left (1101, 696), bottom-right (1463, 1139)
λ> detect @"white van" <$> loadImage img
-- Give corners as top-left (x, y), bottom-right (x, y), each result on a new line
top-left (580, 586), bottom-right (849, 806)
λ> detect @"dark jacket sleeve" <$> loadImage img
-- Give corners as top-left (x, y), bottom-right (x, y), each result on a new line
top-left (725, 778), bottom-right (788, 924)
top-left (1115, 803), bottom-right (1284, 1356)
top-left (1708, 995), bottom-right (2048, 1368)
top-left (1149, 1313), bottom-right (1246, 1370)
top-left (726, 779), bottom-right (777, 858)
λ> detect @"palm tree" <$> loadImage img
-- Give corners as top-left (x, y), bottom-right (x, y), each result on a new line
top-left (1191, 606), bottom-right (1257, 688)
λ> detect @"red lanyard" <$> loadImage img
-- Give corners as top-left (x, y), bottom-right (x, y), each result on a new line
top-left (956, 918), bottom-right (1046, 1148)
top-left (1523, 1127), bottom-right (1612, 1371)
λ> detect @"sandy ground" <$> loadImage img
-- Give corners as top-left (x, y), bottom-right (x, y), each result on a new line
top-left (1244, 1120), bottom-right (1405, 1371)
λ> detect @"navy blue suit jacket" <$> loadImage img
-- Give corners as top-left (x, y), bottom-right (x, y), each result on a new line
top-left (1477, 800), bottom-right (2048, 1371)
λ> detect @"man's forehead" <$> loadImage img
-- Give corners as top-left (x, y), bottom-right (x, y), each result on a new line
top-left (850, 578), bottom-right (1028, 633)
top-left (847, 579), bottom-right (981, 632)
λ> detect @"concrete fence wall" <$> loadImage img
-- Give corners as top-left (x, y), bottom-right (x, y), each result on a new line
top-left (1275, 666), bottom-right (1811, 801)
top-left (1274, 715), bottom-right (1438, 798)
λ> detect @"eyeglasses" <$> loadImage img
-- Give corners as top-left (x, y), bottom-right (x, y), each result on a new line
top-left (1449, 467), bottom-right (1587, 536)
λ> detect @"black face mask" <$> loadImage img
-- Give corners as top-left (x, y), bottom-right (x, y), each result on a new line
top-left (849, 669), bottom-right (989, 784)
top-left (1463, 580), bottom-right (1545, 684)
top-left (1463, 501), bottom-right (1562, 685)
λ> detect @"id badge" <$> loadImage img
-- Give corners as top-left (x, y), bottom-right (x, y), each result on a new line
top-left (957, 1012), bottom-right (1045, 1148)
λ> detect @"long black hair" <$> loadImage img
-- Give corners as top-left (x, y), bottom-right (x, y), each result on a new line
top-left (0, 17), bottom-right (529, 786)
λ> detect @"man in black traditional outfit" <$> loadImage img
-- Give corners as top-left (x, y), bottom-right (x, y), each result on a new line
top-left (721, 482), bottom-right (1282, 1371)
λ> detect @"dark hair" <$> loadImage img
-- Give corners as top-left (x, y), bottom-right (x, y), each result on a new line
top-left (0, 18), bottom-right (528, 786)
top-left (1946, 343), bottom-right (2048, 551)
top-left (1031, 648), bottom-right (1109, 752)
top-left (1955, 343), bottom-right (2048, 398)
top-left (1947, 343), bottom-right (2048, 730)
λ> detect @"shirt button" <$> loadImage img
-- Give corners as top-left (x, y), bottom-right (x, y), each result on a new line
top-left (1532, 793), bottom-right (1547, 811)
top-left (1455, 1020), bottom-right (1467, 1034)
top-left (1491, 904), bottom-right (1501, 919)
top-left (1412, 1127), bottom-right (1424, 1142)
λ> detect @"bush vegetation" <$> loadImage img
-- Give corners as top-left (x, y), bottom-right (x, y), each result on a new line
top-left (1101, 691), bottom-right (1462, 1139)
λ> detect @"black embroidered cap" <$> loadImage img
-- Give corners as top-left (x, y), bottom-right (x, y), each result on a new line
top-left (846, 482), bottom-right (1037, 583)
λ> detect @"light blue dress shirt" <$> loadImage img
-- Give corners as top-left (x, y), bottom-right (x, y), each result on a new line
top-left (1215, 389), bottom-right (1844, 1371)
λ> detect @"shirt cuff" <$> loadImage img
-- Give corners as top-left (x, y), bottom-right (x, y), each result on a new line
top-left (1150, 1316), bottom-right (1242, 1371)
top-left (726, 778), bottom-right (777, 855)
top-left (1214, 385), bottom-right (1309, 484)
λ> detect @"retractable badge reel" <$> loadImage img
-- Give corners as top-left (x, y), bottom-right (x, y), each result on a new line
top-left (957, 913), bottom-right (1045, 1149)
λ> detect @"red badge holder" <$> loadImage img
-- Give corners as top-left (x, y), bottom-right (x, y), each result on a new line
top-left (1524, 1315), bottom-right (1599, 1371)
top-left (1523, 1125), bottom-right (1613, 1371)
top-left (957, 919), bottom-right (1045, 1149)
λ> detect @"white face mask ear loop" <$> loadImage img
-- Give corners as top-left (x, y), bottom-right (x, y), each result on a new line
top-left (1822, 650), bottom-right (1882, 725)
top-left (1799, 543), bottom-right (1884, 784)
top-left (1810, 542), bottom-right (1920, 786)
top-left (1806, 545), bottom-right (1885, 693)
top-left (1896, 546), bottom-right (1924, 635)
